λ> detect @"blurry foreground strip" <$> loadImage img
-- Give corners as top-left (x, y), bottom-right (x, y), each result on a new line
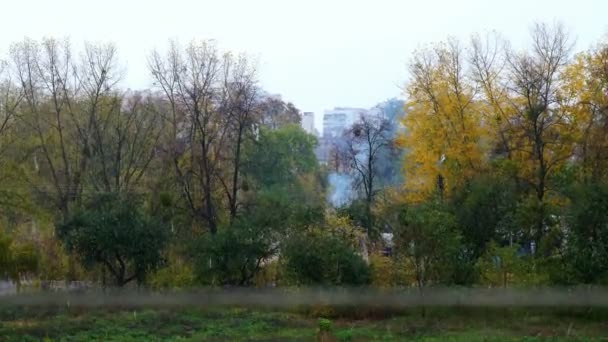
top-left (2, 288), bottom-right (608, 308)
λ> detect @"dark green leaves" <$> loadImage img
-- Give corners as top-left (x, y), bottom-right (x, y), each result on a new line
top-left (57, 193), bottom-right (169, 286)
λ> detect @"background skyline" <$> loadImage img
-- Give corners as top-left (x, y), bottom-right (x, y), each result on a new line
top-left (1, 0), bottom-right (606, 131)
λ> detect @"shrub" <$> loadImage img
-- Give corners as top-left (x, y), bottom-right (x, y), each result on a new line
top-left (318, 317), bottom-right (333, 332)
top-left (254, 259), bottom-right (279, 287)
top-left (148, 255), bottom-right (196, 289)
top-left (281, 232), bottom-right (370, 286)
top-left (194, 224), bottom-right (276, 286)
top-left (316, 318), bottom-right (337, 342)
top-left (476, 241), bottom-right (548, 287)
top-left (0, 230), bottom-right (39, 287)
top-left (369, 254), bottom-right (396, 287)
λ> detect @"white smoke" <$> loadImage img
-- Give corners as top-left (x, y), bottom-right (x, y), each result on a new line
top-left (328, 172), bottom-right (355, 207)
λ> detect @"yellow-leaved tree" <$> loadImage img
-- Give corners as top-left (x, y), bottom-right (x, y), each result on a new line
top-left (561, 42), bottom-right (608, 183)
top-left (398, 39), bottom-right (487, 201)
top-left (399, 23), bottom-right (578, 245)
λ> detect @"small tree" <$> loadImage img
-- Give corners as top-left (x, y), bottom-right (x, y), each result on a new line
top-left (57, 193), bottom-right (169, 287)
top-left (476, 242), bottom-right (522, 287)
top-left (393, 200), bottom-right (461, 288)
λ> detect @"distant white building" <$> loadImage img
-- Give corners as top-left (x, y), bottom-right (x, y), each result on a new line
top-left (314, 107), bottom-right (369, 165)
top-left (301, 112), bottom-right (316, 135)
top-left (322, 107), bottom-right (368, 138)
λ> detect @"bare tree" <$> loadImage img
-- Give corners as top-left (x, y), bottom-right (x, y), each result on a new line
top-left (340, 113), bottom-right (392, 237)
top-left (0, 58), bottom-right (25, 211)
top-left (77, 42), bottom-right (125, 193)
top-left (11, 38), bottom-right (79, 221)
top-left (216, 53), bottom-right (259, 221)
top-left (149, 39), bottom-right (221, 234)
top-left (150, 41), bottom-right (260, 231)
top-left (10, 38), bottom-right (122, 221)
top-left (86, 90), bottom-right (164, 193)
top-left (0, 59), bottom-right (23, 156)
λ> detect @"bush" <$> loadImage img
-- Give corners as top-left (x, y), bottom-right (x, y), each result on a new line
top-left (476, 241), bottom-right (548, 287)
top-left (148, 255), bottom-right (196, 289)
top-left (193, 184), bottom-right (322, 286)
top-left (0, 230), bottom-right (39, 285)
top-left (318, 317), bottom-right (333, 332)
top-left (253, 259), bottom-right (279, 287)
top-left (281, 232), bottom-right (370, 286)
top-left (316, 317), bottom-right (337, 342)
top-left (451, 174), bottom-right (519, 259)
top-left (369, 254), bottom-right (396, 287)
top-left (194, 223), bottom-right (276, 286)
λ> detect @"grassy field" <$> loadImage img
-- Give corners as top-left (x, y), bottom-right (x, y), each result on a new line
top-left (0, 306), bottom-right (607, 341)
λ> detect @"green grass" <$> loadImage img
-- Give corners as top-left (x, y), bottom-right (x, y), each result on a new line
top-left (0, 306), bottom-right (606, 341)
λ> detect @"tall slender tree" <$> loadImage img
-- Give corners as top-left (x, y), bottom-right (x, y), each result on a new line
top-left (149, 40), bottom-right (259, 233)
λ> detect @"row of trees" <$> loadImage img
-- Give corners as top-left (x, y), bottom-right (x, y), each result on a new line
top-left (317, 22), bottom-right (608, 288)
top-left (0, 38), bottom-right (352, 287)
top-left (1, 22), bottom-right (608, 289)
top-left (382, 23), bottom-right (608, 286)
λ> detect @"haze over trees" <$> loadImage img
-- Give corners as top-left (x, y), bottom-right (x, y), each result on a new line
top-left (1, 22), bottom-right (608, 289)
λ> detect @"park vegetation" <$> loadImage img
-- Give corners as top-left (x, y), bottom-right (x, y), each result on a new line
top-left (1, 22), bottom-right (608, 291)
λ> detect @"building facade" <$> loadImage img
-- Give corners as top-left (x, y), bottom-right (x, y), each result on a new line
top-left (301, 112), bottom-right (316, 135)
top-left (322, 107), bottom-right (367, 138)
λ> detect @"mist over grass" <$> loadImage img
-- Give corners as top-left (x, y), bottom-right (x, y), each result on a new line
top-left (3, 287), bottom-right (608, 309)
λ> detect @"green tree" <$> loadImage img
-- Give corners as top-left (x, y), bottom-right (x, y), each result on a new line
top-left (393, 200), bottom-right (461, 288)
top-left (452, 173), bottom-right (520, 257)
top-left (57, 193), bottom-right (169, 286)
top-left (560, 182), bottom-right (608, 284)
top-left (242, 124), bottom-right (319, 190)
top-left (193, 191), bottom-right (290, 286)
top-left (192, 124), bottom-right (325, 286)
top-left (242, 123), bottom-right (325, 226)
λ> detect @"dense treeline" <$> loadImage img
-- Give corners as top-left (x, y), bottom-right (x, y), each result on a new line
top-left (0, 38), bottom-right (333, 287)
top-left (391, 22), bottom-right (608, 287)
top-left (1, 22), bottom-right (608, 289)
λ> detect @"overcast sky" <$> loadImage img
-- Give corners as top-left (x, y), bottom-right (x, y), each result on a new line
top-left (0, 0), bottom-right (606, 130)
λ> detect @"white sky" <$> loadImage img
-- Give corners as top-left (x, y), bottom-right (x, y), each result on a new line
top-left (0, 0), bottom-right (606, 131)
